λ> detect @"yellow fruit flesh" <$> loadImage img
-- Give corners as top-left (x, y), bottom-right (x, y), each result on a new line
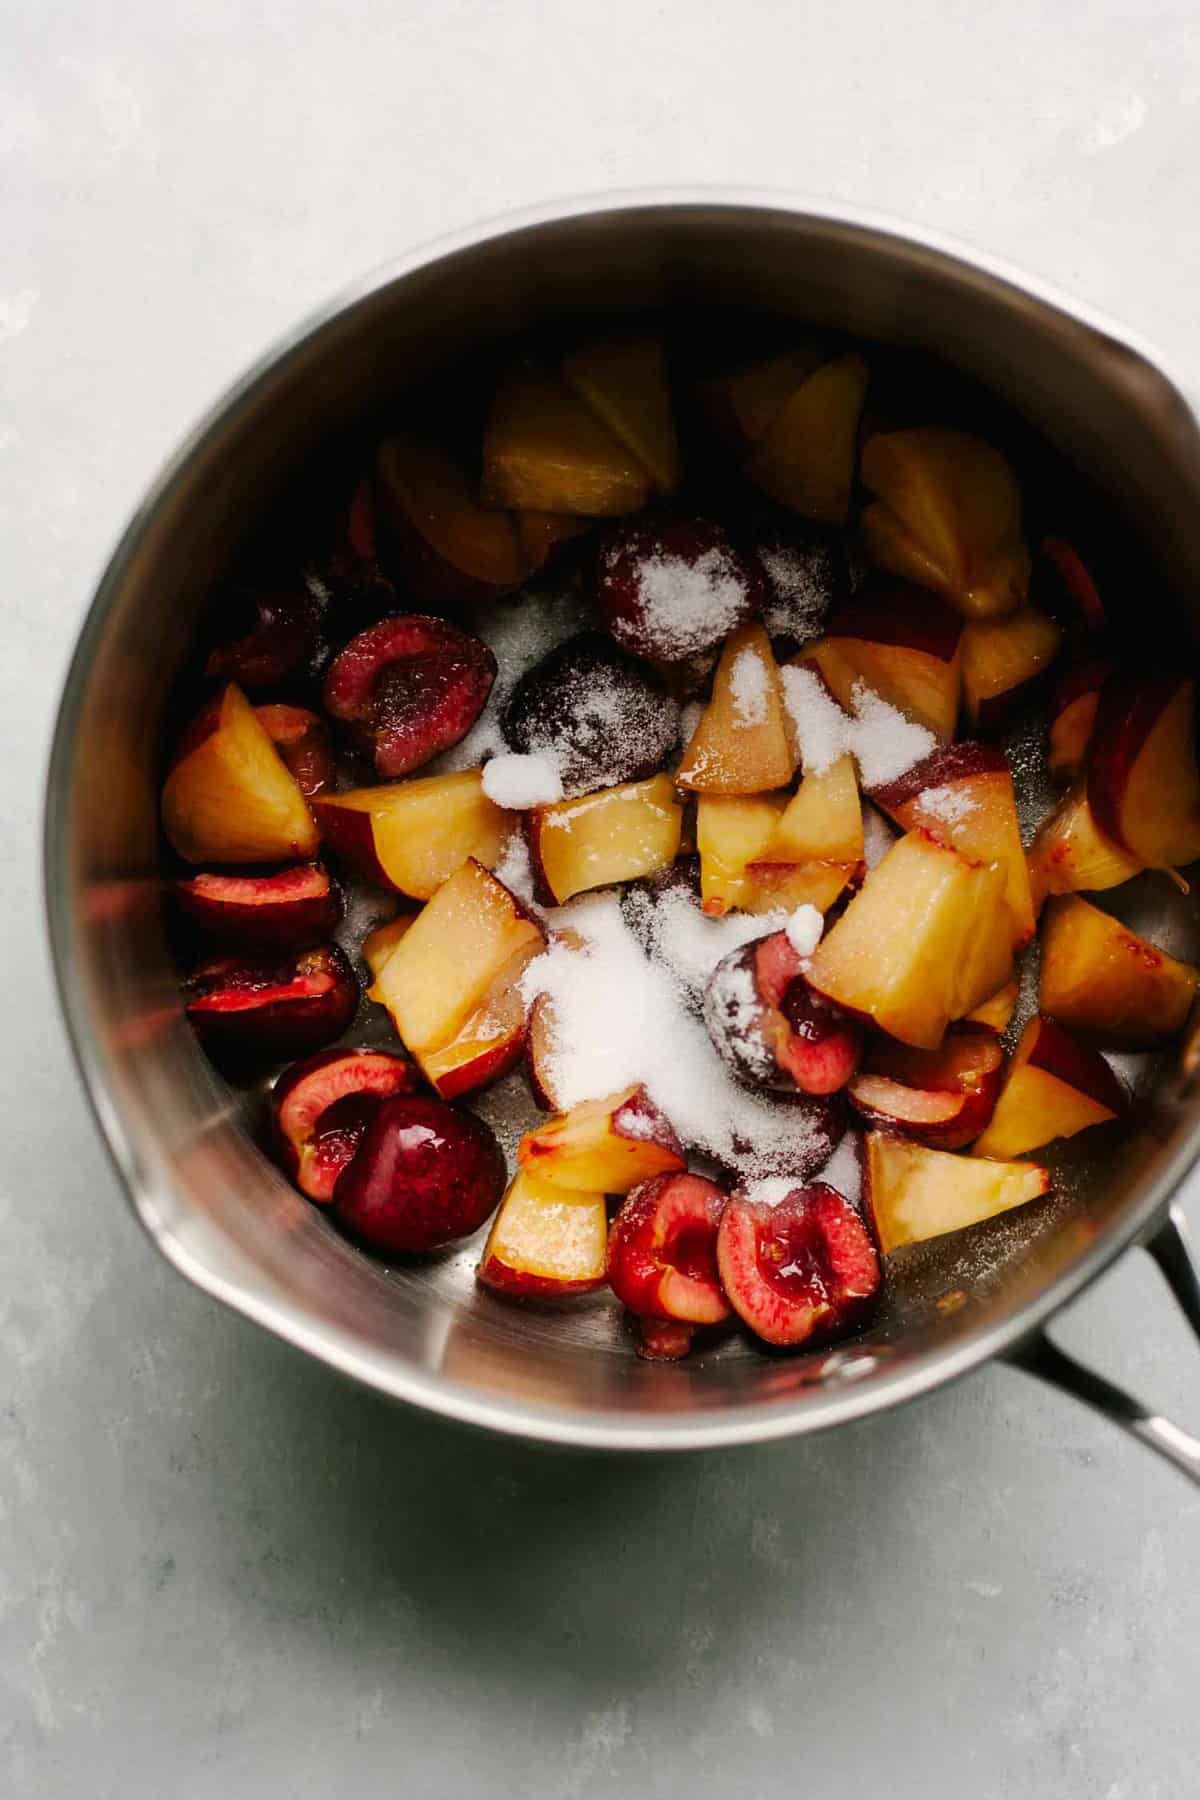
top-left (677, 624), bottom-right (795, 794)
top-left (375, 434), bottom-right (529, 587)
top-left (533, 775), bottom-right (682, 905)
top-left (866, 1132), bottom-right (1049, 1254)
top-left (562, 335), bottom-right (681, 494)
top-left (482, 362), bottom-right (650, 516)
top-left (1040, 895), bottom-right (1199, 1046)
top-left (745, 353), bottom-right (869, 525)
top-left (480, 1172), bottom-right (608, 1287)
top-left (162, 684), bottom-right (317, 865)
top-left (327, 770), bottom-right (509, 900)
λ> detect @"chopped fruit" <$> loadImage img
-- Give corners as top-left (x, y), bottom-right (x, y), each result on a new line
top-left (526, 992), bottom-right (566, 1111)
top-left (1026, 781), bottom-right (1143, 914)
top-left (163, 684), bottom-right (318, 865)
top-left (1047, 658), bottom-right (1114, 785)
top-left (870, 742), bottom-right (1034, 949)
top-left (174, 863), bottom-right (341, 951)
top-left (761, 755), bottom-right (863, 865)
top-left (323, 615), bottom-right (496, 779)
top-left (254, 704), bottom-right (336, 799)
top-left (717, 1185), bottom-right (880, 1348)
top-left (1035, 536), bottom-right (1106, 635)
top-left (965, 977), bottom-right (1020, 1035)
top-left (183, 943), bottom-right (357, 1064)
top-left (415, 953), bottom-right (533, 1100)
top-left (518, 1087), bottom-right (686, 1193)
top-left (271, 1046), bottom-right (420, 1202)
top-left (481, 359), bottom-right (650, 516)
top-left (806, 829), bottom-right (1012, 1048)
top-left (861, 428), bottom-right (1030, 619)
top-left (745, 352), bottom-right (870, 524)
top-left (848, 1027), bottom-right (1003, 1149)
top-left (527, 773), bottom-right (683, 906)
top-left (361, 914), bottom-right (418, 992)
top-left (808, 586), bottom-right (964, 740)
top-left (205, 586), bottom-right (322, 689)
top-left (371, 858), bottom-right (543, 1061)
top-left (864, 1131), bottom-right (1050, 1253)
top-left (607, 1173), bottom-right (731, 1324)
top-left (477, 1169), bottom-right (608, 1296)
top-left (677, 623), bottom-right (795, 793)
top-left (740, 861), bottom-right (855, 916)
top-left (633, 1316), bottom-right (696, 1360)
top-left (971, 1015), bottom-right (1127, 1160)
top-left (704, 930), bottom-right (863, 1096)
top-left (516, 511), bottom-right (591, 571)
top-left (594, 516), bottom-right (764, 666)
top-left (695, 793), bottom-right (787, 915)
top-left (960, 607), bottom-right (1063, 729)
top-left (312, 770), bottom-right (508, 899)
top-left (374, 433), bottom-right (529, 601)
top-left (751, 521), bottom-right (846, 648)
top-left (332, 1095), bottom-right (506, 1254)
top-left (501, 631), bottom-right (679, 797)
top-left (1088, 673), bottom-right (1200, 870)
top-left (1040, 895), bottom-right (1200, 1047)
top-left (562, 333), bottom-right (681, 495)
top-left (696, 345), bottom-right (827, 450)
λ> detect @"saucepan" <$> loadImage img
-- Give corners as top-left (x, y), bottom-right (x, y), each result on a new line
top-left (43, 190), bottom-right (1200, 1474)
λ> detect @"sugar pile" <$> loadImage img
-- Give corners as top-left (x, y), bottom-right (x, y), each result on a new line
top-left (627, 546), bottom-right (754, 661)
top-left (780, 664), bottom-right (935, 788)
top-left (622, 880), bottom-right (789, 1008)
top-left (729, 645), bottom-right (769, 726)
top-left (493, 828), bottom-right (538, 907)
top-left (482, 753), bottom-right (564, 809)
top-left (520, 892), bottom-right (834, 1183)
top-left (785, 903), bottom-right (824, 958)
top-left (755, 539), bottom-right (836, 644)
top-left (860, 803), bottom-right (897, 869)
top-left (915, 783), bottom-right (978, 826)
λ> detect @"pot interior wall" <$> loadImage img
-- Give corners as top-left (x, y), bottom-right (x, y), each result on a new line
top-left (49, 204), bottom-right (1200, 1440)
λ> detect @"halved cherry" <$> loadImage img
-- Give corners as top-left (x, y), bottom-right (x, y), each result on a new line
top-left (272, 1046), bottom-right (420, 1201)
top-left (703, 930), bottom-right (863, 1096)
top-left (847, 1026), bottom-right (1004, 1150)
top-left (205, 586), bottom-right (323, 688)
top-left (174, 862), bottom-right (342, 951)
top-left (183, 943), bottom-right (357, 1063)
top-left (254, 704), bottom-right (337, 799)
top-left (323, 615), bottom-right (497, 778)
top-left (717, 1184), bottom-right (880, 1348)
top-left (607, 1173), bottom-right (731, 1327)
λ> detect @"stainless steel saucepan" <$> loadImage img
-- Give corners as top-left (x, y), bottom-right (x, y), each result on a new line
top-left (43, 191), bottom-right (1200, 1473)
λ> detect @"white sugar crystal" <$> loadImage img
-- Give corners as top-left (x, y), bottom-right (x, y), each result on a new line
top-left (917, 782), bottom-right (978, 825)
top-left (729, 645), bottom-right (769, 727)
top-left (780, 663), bottom-right (935, 789)
top-left (785, 903), bottom-right (824, 958)
top-left (633, 547), bottom-right (752, 660)
top-left (493, 828), bottom-right (537, 906)
top-left (482, 752), bottom-right (564, 809)
top-left (860, 803), bottom-right (897, 869)
top-left (816, 1131), bottom-right (863, 1205)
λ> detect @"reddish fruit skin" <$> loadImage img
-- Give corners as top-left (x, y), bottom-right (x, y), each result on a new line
top-left (174, 863), bottom-right (342, 951)
top-left (478, 1257), bottom-right (604, 1299)
top-left (1025, 1015), bottom-right (1128, 1114)
top-left (501, 631), bottom-right (680, 797)
top-left (847, 1025), bottom-right (1003, 1149)
top-left (271, 1046), bottom-right (420, 1201)
top-left (184, 943), bottom-right (358, 1064)
top-left (607, 1173), bottom-right (731, 1324)
top-left (332, 1096), bottom-right (506, 1254)
top-left (717, 1184), bottom-right (881, 1348)
top-left (323, 615), bottom-right (497, 778)
top-left (750, 522), bottom-right (846, 648)
top-left (828, 584), bottom-right (964, 663)
top-left (1052, 656), bottom-right (1114, 718)
top-left (255, 704), bottom-right (337, 799)
top-left (308, 799), bottom-right (391, 888)
top-left (869, 740), bottom-right (1008, 811)
top-left (1087, 671), bottom-right (1191, 856)
top-left (206, 588), bottom-right (322, 688)
top-left (432, 1030), bottom-right (528, 1102)
top-left (595, 517), bottom-right (764, 664)
top-left (703, 932), bottom-right (862, 1097)
top-left (633, 1316), bottom-right (696, 1360)
top-left (1036, 537), bottom-right (1106, 633)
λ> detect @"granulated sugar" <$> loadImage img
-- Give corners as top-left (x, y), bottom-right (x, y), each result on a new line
top-left (520, 893), bottom-right (830, 1182)
top-left (861, 803), bottom-right (897, 869)
top-left (482, 752), bottom-right (564, 809)
top-left (632, 547), bottom-right (754, 661)
top-left (493, 828), bottom-right (538, 907)
top-left (916, 782), bottom-right (978, 826)
top-left (780, 664), bottom-right (934, 788)
top-left (621, 881), bottom-right (787, 1008)
top-left (756, 540), bottom-right (836, 644)
top-left (737, 1131), bottom-right (863, 1207)
top-left (785, 903), bottom-right (824, 958)
top-left (729, 645), bottom-right (769, 726)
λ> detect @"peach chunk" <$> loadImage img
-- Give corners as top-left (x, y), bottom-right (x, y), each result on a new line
top-left (528, 773), bottom-right (683, 906)
top-left (761, 755), bottom-right (863, 868)
top-left (677, 623), bottom-right (795, 794)
top-left (1047, 658), bottom-right (1113, 785)
top-left (374, 433), bottom-right (530, 602)
top-left (371, 858), bottom-right (544, 1063)
top-left (163, 683), bottom-right (318, 865)
top-left (313, 770), bottom-right (509, 899)
top-left (971, 1015), bottom-right (1127, 1160)
top-left (1039, 896), bottom-right (1199, 1048)
top-left (477, 1170), bottom-right (609, 1296)
top-left (864, 1131), bottom-right (1050, 1254)
top-left (518, 1086), bottom-right (686, 1194)
top-left (860, 427), bottom-right (1031, 619)
top-left (562, 333), bottom-right (681, 495)
top-left (482, 359), bottom-right (650, 516)
top-left (806, 586), bottom-right (963, 741)
top-left (806, 829), bottom-right (1013, 1049)
top-left (964, 977), bottom-right (1020, 1035)
top-left (1088, 672), bottom-right (1200, 871)
top-left (745, 352), bottom-right (870, 525)
top-left (696, 345), bottom-right (827, 451)
top-left (960, 606), bottom-right (1063, 729)
top-left (695, 793), bottom-right (787, 916)
top-left (1026, 782), bottom-right (1142, 916)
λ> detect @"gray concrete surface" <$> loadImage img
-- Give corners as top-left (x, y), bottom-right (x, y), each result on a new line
top-left (4, 3), bottom-right (1200, 1794)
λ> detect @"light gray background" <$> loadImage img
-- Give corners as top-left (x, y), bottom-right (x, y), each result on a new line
top-left (5, 3), bottom-right (1200, 1795)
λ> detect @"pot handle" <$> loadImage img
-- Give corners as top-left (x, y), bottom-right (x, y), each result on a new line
top-left (1005, 1204), bottom-right (1200, 1486)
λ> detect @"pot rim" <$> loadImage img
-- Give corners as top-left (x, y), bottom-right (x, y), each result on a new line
top-left (42, 184), bottom-right (1200, 1449)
